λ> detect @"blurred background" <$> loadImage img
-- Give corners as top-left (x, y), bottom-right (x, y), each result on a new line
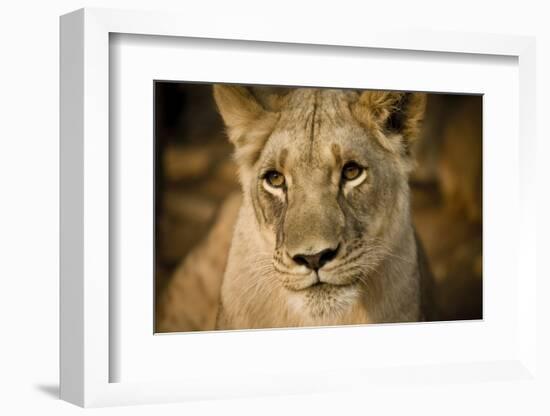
top-left (154, 82), bottom-right (482, 332)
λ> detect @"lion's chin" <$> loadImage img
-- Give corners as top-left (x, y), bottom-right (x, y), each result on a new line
top-left (286, 280), bottom-right (361, 321)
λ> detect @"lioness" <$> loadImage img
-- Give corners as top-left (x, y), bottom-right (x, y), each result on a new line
top-left (212, 85), bottom-right (435, 330)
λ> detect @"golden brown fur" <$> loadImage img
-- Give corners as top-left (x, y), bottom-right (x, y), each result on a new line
top-left (213, 86), bottom-right (433, 330)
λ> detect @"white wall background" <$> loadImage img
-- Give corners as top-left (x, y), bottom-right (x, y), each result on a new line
top-left (0, 1), bottom-right (548, 415)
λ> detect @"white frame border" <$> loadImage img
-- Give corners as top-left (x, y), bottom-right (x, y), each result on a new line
top-left (60, 7), bottom-right (537, 407)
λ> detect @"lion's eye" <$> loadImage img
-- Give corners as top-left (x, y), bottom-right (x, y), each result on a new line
top-left (264, 170), bottom-right (286, 188)
top-left (341, 162), bottom-right (363, 181)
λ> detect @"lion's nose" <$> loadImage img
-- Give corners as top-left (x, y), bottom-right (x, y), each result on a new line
top-left (292, 247), bottom-right (338, 271)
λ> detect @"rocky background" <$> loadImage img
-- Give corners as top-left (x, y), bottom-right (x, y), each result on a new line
top-left (154, 83), bottom-right (482, 331)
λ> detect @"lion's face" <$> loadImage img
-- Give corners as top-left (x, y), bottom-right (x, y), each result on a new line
top-left (214, 86), bottom-right (425, 318)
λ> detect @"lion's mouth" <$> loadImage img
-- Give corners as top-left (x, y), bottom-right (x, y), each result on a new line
top-left (280, 267), bottom-right (359, 292)
top-left (297, 278), bottom-right (358, 292)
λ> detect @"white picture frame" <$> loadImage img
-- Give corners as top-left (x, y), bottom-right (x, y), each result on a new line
top-left (60, 7), bottom-right (538, 408)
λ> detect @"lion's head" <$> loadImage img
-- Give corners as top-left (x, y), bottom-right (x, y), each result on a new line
top-left (214, 85), bottom-right (426, 321)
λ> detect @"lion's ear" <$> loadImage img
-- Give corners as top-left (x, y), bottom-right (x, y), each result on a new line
top-left (213, 85), bottom-right (279, 166)
top-left (351, 91), bottom-right (427, 158)
top-left (213, 85), bottom-right (265, 130)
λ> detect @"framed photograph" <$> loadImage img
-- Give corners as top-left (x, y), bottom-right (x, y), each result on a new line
top-left (60, 8), bottom-right (537, 407)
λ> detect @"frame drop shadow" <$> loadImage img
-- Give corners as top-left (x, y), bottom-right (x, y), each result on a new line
top-left (35, 384), bottom-right (59, 399)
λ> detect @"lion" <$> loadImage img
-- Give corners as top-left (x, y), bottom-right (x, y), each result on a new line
top-left (208, 85), bottom-right (435, 330)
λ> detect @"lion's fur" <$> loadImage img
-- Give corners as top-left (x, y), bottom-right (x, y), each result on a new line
top-left (212, 86), bottom-right (432, 330)
top-left (157, 192), bottom-right (242, 332)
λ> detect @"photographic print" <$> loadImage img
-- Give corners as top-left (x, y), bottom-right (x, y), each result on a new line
top-left (154, 83), bottom-right (482, 332)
